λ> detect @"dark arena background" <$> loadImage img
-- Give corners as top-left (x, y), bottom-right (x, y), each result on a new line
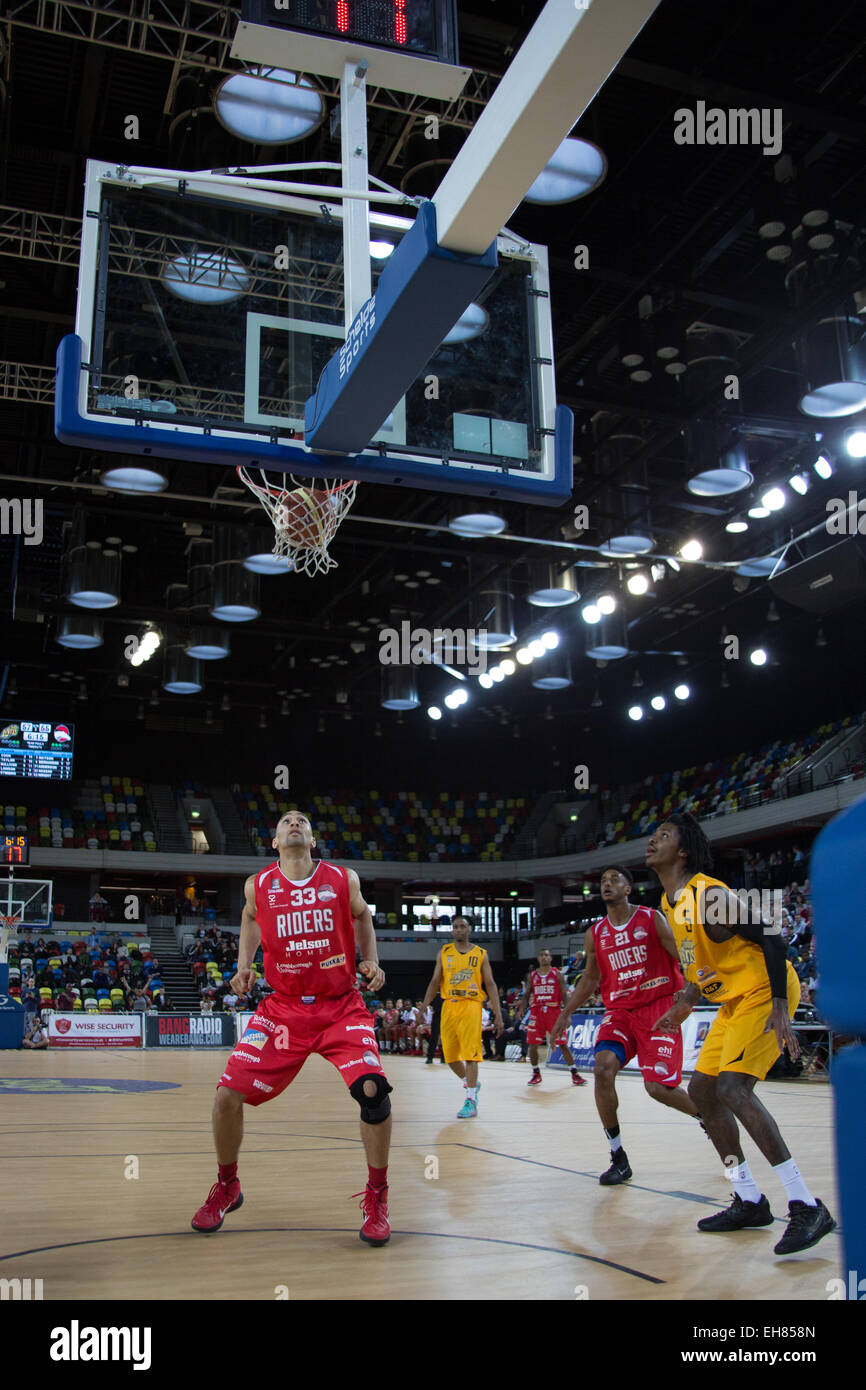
top-left (0, 0), bottom-right (864, 1355)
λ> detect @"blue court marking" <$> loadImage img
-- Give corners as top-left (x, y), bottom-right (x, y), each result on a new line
top-left (0, 1078), bottom-right (181, 1094)
top-left (0, 1229), bottom-right (664, 1283)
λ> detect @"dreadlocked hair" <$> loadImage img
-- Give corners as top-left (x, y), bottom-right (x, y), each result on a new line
top-left (668, 811), bottom-right (714, 875)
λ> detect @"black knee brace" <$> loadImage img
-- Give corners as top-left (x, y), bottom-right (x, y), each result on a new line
top-left (350, 1073), bottom-right (393, 1125)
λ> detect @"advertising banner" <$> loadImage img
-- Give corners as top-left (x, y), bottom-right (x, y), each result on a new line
top-left (145, 1013), bottom-right (235, 1047)
top-left (549, 1008), bottom-right (717, 1072)
top-left (47, 1013), bottom-right (142, 1047)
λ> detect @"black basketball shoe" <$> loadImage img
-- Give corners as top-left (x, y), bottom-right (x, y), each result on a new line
top-left (697, 1192), bottom-right (773, 1231)
top-left (599, 1148), bottom-right (632, 1185)
top-left (773, 1199), bottom-right (836, 1255)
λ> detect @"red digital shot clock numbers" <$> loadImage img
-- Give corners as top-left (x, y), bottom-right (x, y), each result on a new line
top-left (241, 1), bottom-right (459, 66)
top-left (2, 835), bottom-right (29, 867)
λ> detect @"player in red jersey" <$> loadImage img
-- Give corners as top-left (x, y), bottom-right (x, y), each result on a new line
top-left (551, 865), bottom-right (700, 1185)
top-left (522, 949), bottom-right (586, 1087)
top-left (191, 811), bottom-right (393, 1246)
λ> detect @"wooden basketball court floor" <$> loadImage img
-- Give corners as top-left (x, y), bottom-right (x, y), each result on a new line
top-left (0, 1050), bottom-right (841, 1301)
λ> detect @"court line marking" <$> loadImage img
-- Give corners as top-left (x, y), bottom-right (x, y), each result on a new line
top-left (452, 1143), bottom-right (842, 1230)
top-left (0, 1229), bottom-right (664, 1282)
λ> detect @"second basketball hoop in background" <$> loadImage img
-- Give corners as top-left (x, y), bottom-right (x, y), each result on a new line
top-left (236, 465), bottom-right (358, 577)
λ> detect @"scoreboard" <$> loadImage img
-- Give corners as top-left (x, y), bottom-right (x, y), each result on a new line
top-left (241, 0), bottom-right (459, 65)
top-left (0, 722), bottom-right (75, 780)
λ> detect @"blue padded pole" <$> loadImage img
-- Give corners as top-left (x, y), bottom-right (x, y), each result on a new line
top-left (811, 793), bottom-right (866, 1291)
top-left (304, 200), bottom-right (498, 455)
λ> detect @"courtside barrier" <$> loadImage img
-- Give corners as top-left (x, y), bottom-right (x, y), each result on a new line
top-left (47, 1013), bottom-right (142, 1048)
top-left (548, 1007), bottom-right (717, 1072)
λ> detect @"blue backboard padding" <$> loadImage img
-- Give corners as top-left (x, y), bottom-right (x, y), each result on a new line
top-left (305, 200), bottom-right (498, 454)
top-left (55, 334), bottom-right (573, 503)
top-left (812, 792), bottom-right (866, 1034)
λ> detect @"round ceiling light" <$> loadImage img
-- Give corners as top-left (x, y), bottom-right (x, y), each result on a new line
top-left (214, 71), bottom-right (324, 145)
top-left (100, 466), bottom-right (168, 494)
top-left (163, 250), bottom-right (251, 305)
top-left (523, 137), bottom-right (607, 205)
top-left (442, 303), bottom-right (489, 345)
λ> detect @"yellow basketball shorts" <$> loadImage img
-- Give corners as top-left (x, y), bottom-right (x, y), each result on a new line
top-left (440, 999), bottom-right (483, 1064)
top-left (695, 966), bottom-right (801, 1080)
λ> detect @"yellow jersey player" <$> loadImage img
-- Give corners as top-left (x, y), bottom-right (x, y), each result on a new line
top-left (647, 811), bottom-right (835, 1256)
top-left (422, 916), bottom-right (504, 1118)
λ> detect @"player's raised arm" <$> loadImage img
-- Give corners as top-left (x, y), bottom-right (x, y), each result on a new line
top-left (480, 954), bottom-right (504, 1035)
top-left (348, 867), bottom-right (384, 994)
top-left (421, 949), bottom-right (444, 1011)
top-left (551, 930), bottom-right (600, 1037)
top-left (231, 874), bottom-right (262, 1001)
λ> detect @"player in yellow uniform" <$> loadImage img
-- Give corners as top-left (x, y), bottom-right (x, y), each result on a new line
top-left (421, 916), bottom-right (504, 1118)
top-left (647, 811), bottom-right (835, 1256)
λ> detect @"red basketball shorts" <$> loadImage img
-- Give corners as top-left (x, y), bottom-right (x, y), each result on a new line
top-left (594, 995), bottom-right (683, 1087)
top-left (526, 1004), bottom-right (567, 1046)
top-left (217, 988), bottom-right (389, 1106)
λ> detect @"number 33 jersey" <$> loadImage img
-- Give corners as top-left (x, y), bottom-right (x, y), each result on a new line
top-left (254, 860), bottom-right (357, 999)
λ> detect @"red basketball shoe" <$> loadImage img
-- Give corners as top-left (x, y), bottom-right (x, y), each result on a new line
top-left (571, 1070), bottom-right (587, 1086)
top-left (191, 1178), bottom-right (243, 1233)
top-left (527, 1069), bottom-right (542, 1085)
top-left (356, 1183), bottom-right (390, 1246)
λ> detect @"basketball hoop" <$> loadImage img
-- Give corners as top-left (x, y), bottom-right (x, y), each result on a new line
top-left (0, 916), bottom-right (20, 931)
top-left (237, 465), bottom-right (358, 577)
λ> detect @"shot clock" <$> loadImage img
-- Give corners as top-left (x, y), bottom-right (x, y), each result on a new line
top-left (241, 0), bottom-right (459, 65)
top-left (2, 835), bottom-right (29, 867)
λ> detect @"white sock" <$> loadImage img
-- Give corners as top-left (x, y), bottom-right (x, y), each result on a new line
top-left (728, 1160), bottom-right (762, 1204)
top-left (773, 1157), bottom-right (816, 1207)
top-left (466, 1086), bottom-right (477, 1101)
top-left (604, 1128), bottom-right (623, 1153)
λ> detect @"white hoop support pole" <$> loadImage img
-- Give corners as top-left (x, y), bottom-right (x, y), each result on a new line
top-left (433, 0), bottom-right (662, 255)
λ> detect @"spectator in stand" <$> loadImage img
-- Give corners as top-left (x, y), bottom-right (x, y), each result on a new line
top-left (89, 892), bottom-right (108, 923)
top-left (142, 955), bottom-right (160, 979)
top-left (200, 994), bottom-right (215, 1014)
top-left (148, 975), bottom-right (166, 1007)
top-left (22, 1016), bottom-right (49, 1050)
top-left (55, 984), bottom-right (76, 1012)
top-left (413, 1000), bottom-right (431, 1055)
top-left (92, 964), bottom-right (110, 991)
top-left (221, 990), bottom-right (240, 1013)
top-left (425, 993), bottom-right (444, 1064)
top-left (381, 998), bottom-right (399, 1053)
top-left (792, 845), bottom-right (807, 884)
top-left (400, 1002), bottom-right (418, 1053)
top-left (21, 988), bottom-right (40, 1022)
top-left (481, 1004), bottom-right (495, 1058)
top-left (85, 929), bottom-right (101, 952)
top-left (494, 1001), bottom-right (528, 1061)
top-left (128, 985), bottom-right (151, 1013)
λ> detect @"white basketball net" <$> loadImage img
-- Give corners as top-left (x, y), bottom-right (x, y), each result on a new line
top-left (236, 466), bottom-right (358, 577)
